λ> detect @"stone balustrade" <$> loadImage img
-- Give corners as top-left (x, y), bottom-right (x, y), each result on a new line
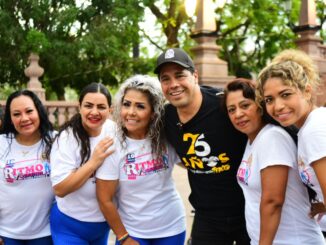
top-left (44, 101), bottom-right (79, 127)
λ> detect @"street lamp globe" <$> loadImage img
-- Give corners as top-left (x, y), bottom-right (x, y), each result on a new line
top-left (185, 0), bottom-right (197, 17)
top-left (216, 0), bottom-right (227, 9)
top-left (284, 0), bottom-right (292, 12)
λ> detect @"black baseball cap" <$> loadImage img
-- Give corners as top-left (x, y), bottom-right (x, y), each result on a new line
top-left (154, 48), bottom-right (195, 74)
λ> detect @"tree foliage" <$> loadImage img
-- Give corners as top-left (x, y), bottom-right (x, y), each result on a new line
top-left (217, 0), bottom-right (326, 77)
top-left (0, 0), bottom-right (149, 99)
top-left (0, 0), bottom-right (325, 99)
top-left (143, 0), bottom-right (190, 48)
top-left (315, 0), bottom-right (326, 40)
top-left (215, 0), bottom-right (297, 77)
top-left (143, 0), bottom-right (325, 78)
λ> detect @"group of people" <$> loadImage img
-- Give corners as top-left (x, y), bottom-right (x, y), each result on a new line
top-left (0, 47), bottom-right (325, 245)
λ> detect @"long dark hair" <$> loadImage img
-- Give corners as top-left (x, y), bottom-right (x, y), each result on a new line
top-left (0, 90), bottom-right (54, 159)
top-left (56, 83), bottom-right (111, 166)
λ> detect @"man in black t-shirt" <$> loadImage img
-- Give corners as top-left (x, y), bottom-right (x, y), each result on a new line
top-left (154, 48), bottom-right (250, 245)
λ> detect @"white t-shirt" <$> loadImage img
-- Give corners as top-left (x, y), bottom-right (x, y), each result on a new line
top-left (0, 135), bottom-right (54, 239)
top-left (298, 107), bottom-right (326, 230)
top-left (96, 137), bottom-right (186, 238)
top-left (237, 124), bottom-right (324, 245)
top-left (51, 119), bottom-right (116, 222)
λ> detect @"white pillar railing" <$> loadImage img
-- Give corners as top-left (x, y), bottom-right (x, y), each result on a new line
top-left (44, 101), bottom-right (79, 127)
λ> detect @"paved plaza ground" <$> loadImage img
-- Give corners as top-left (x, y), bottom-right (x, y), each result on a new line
top-left (108, 165), bottom-right (193, 245)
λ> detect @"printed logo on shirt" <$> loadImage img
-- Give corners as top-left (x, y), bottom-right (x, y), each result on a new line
top-left (124, 152), bottom-right (169, 180)
top-left (237, 154), bottom-right (252, 185)
top-left (126, 153), bottom-right (136, 163)
top-left (181, 132), bottom-right (231, 174)
top-left (3, 158), bottom-right (51, 183)
top-left (298, 157), bottom-right (314, 187)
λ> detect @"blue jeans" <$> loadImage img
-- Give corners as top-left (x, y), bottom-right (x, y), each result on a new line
top-left (1, 236), bottom-right (52, 245)
top-left (191, 213), bottom-right (250, 245)
top-left (50, 203), bottom-right (110, 245)
top-left (115, 231), bottom-right (186, 245)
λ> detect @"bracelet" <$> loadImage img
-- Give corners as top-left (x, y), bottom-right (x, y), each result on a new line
top-left (118, 232), bottom-right (129, 244)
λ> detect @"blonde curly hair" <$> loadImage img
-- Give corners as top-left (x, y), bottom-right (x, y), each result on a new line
top-left (256, 49), bottom-right (320, 103)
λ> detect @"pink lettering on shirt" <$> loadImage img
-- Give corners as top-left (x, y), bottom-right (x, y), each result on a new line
top-left (124, 154), bottom-right (169, 180)
top-left (3, 159), bottom-right (51, 183)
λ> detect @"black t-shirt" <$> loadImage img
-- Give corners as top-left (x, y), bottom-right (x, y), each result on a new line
top-left (164, 86), bottom-right (247, 218)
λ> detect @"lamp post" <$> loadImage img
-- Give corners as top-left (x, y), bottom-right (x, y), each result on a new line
top-left (186, 0), bottom-right (234, 87)
top-left (284, 0), bottom-right (292, 14)
top-left (288, 0), bottom-right (326, 106)
top-left (285, 0), bottom-right (324, 60)
top-left (285, 0), bottom-right (321, 34)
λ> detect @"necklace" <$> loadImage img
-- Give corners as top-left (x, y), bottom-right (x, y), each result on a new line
top-left (21, 150), bottom-right (29, 157)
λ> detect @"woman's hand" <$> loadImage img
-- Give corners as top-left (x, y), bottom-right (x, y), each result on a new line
top-left (309, 202), bottom-right (326, 220)
top-left (53, 137), bottom-right (114, 197)
top-left (90, 137), bottom-right (114, 169)
top-left (122, 237), bottom-right (139, 245)
top-left (311, 157), bottom-right (326, 221)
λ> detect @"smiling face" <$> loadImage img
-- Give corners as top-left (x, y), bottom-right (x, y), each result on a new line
top-left (10, 95), bottom-right (41, 141)
top-left (120, 89), bottom-right (153, 139)
top-left (159, 63), bottom-right (198, 109)
top-left (263, 77), bottom-right (311, 128)
top-left (80, 92), bottom-right (110, 137)
top-left (226, 90), bottom-right (263, 143)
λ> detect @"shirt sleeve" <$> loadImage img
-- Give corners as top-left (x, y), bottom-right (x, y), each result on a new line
top-left (50, 131), bottom-right (80, 186)
top-left (256, 126), bottom-right (296, 171)
top-left (167, 143), bottom-right (181, 166)
top-left (302, 122), bottom-right (326, 165)
top-left (0, 135), bottom-right (9, 158)
top-left (96, 141), bottom-right (120, 180)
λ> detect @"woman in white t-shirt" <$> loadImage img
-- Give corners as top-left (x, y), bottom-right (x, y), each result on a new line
top-left (96, 75), bottom-right (186, 245)
top-left (224, 79), bottom-right (324, 245)
top-left (257, 49), bottom-right (326, 236)
top-left (0, 90), bottom-right (55, 245)
top-left (50, 83), bottom-right (115, 245)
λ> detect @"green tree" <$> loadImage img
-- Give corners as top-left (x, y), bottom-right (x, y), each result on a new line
top-left (316, 0), bottom-right (326, 40)
top-left (0, 0), bottom-right (324, 98)
top-left (143, 0), bottom-right (190, 48)
top-left (217, 0), bottom-right (326, 77)
top-left (215, 0), bottom-right (298, 77)
top-left (0, 0), bottom-right (148, 99)
top-left (143, 0), bottom-right (325, 77)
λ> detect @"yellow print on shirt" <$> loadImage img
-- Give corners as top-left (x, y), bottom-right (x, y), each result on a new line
top-left (182, 133), bottom-right (231, 173)
top-left (182, 156), bottom-right (204, 169)
top-left (183, 133), bottom-right (210, 157)
top-left (212, 164), bottom-right (230, 173)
